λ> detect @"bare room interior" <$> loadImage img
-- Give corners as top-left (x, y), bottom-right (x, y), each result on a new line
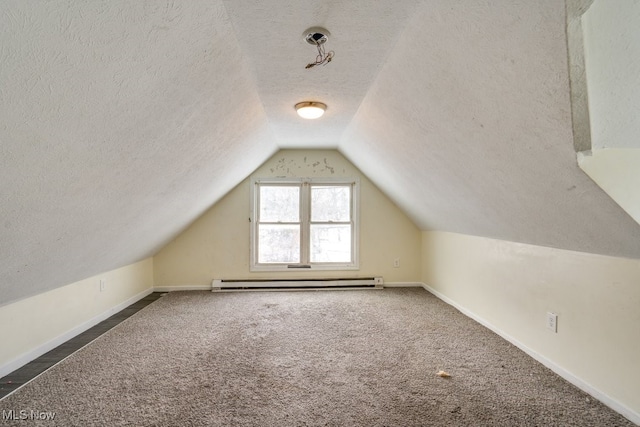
top-left (1, 1), bottom-right (639, 425)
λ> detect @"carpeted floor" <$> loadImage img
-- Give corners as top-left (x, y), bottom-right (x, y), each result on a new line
top-left (0, 288), bottom-right (634, 426)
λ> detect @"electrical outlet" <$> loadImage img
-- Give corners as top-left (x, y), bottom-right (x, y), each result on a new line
top-left (546, 312), bottom-right (557, 333)
top-left (393, 258), bottom-right (400, 268)
top-left (100, 279), bottom-right (106, 292)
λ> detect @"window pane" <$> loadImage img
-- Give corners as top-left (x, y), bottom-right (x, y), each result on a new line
top-left (310, 224), bottom-right (351, 263)
top-left (258, 224), bottom-right (300, 263)
top-left (260, 186), bottom-right (299, 222)
top-left (311, 185), bottom-right (350, 222)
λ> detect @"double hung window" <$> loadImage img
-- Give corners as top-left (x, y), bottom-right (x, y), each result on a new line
top-left (250, 178), bottom-right (358, 271)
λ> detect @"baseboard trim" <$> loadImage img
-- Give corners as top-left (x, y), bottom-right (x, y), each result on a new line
top-left (153, 285), bottom-right (212, 292)
top-left (155, 284), bottom-right (418, 292)
top-left (0, 288), bottom-right (154, 379)
top-left (420, 282), bottom-right (640, 425)
top-left (382, 282), bottom-right (423, 288)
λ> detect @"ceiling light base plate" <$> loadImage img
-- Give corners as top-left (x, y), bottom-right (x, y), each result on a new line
top-left (303, 27), bottom-right (330, 45)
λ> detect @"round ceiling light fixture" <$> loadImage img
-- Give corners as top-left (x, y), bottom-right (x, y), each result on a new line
top-left (295, 101), bottom-right (327, 119)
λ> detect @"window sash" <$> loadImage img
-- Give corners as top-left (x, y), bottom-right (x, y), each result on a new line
top-left (251, 178), bottom-right (358, 271)
top-left (257, 183), bottom-right (301, 265)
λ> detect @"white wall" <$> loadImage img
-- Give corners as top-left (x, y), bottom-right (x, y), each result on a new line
top-left (582, 0), bottom-right (640, 150)
top-left (578, 0), bottom-right (640, 228)
top-left (422, 231), bottom-right (640, 423)
top-left (153, 150), bottom-right (422, 287)
top-left (0, 258), bottom-right (154, 377)
top-left (579, 149), bottom-right (640, 222)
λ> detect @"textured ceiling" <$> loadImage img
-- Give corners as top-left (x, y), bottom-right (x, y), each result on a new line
top-left (221, 0), bottom-right (421, 148)
top-left (341, 0), bottom-right (640, 257)
top-left (0, 1), bottom-right (278, 305)
top-left (1, 1), bottom-right (640, 306)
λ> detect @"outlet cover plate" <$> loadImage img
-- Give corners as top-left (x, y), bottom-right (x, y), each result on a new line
top-left (546, 312), bottom-right (558, 333)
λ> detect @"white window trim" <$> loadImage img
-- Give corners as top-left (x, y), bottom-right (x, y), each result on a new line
top-left (250, 177), bottom-right (360, 272)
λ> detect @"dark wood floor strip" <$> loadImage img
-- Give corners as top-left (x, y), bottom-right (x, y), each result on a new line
top-left (0, 292), bottom-right (164, 399)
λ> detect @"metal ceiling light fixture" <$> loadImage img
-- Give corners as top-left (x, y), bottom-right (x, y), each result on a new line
top-left (295, 101), bottom-right (327, 119)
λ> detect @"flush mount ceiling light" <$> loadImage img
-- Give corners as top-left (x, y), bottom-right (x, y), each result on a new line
top-left (295, 101), bottom-right (327, 119)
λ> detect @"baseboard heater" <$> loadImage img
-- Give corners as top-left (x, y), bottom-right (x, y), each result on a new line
top-left (211, 277), bottom-right (383, 292)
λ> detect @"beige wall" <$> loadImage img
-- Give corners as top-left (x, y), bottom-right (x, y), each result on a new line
top-left (422, 231), bottom-right (640, 421)
top-left (154, 149), bottom-right (422, 286)
top-left (0, 258), bottom-right (154, 377)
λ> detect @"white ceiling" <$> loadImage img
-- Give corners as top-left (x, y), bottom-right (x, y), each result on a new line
top-left (222, 0), bottom-right (421, 147)
top-left (342, 0), bottom-right (640, 256)
top-left (1, 1), bottom-right (640, 306)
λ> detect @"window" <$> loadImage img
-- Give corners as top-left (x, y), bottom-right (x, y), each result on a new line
top-left (250, 177), bottom-right (359, 271)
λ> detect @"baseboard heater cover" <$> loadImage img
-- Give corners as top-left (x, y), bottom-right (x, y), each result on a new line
top-left (211, 277), bottom-right (383, 292)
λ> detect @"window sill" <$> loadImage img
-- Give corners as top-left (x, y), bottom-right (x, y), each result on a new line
top-left (250, 264), bottom-right (360, 272)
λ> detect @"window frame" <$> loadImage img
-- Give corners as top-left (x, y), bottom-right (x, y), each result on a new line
top-left (250, 177), bottom-right (359, 272)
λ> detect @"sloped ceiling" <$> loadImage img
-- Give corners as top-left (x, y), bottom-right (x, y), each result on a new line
top-left (221, 0), bottom-right (421, 147)
top-left (0, 1), bottom-right (278, 305)
top-left (1, 1), bottom-right (639, 306)
top-left (341, 0), bottom-right (640, 257)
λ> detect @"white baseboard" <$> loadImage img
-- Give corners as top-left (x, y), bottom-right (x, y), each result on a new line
top-left (420, 282), bottom-right (640, 426)
top-left (0, 288), bottom-right (154, 379)
top-left (157, 283), bottom-right (413, 292)
top-left (383, 282), bottom-right (423, 288)
top-left (153, 285), bottom-right (212, 292)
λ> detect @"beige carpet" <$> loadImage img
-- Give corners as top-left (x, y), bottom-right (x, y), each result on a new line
top-left (0, 288), bottom-right (634, 426)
